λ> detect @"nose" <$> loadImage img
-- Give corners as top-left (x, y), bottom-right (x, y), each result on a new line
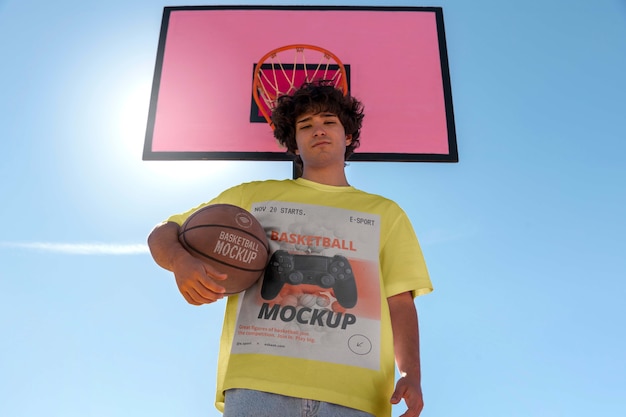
top-left (312, 121), bottom-right (326, 137)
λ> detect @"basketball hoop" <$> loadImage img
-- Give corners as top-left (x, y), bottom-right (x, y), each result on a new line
top-left (252, 44), bottom-right (349, 129)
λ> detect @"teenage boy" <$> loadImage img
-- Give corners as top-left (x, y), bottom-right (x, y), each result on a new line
top-left (148, 82), bottom-right (433, 417)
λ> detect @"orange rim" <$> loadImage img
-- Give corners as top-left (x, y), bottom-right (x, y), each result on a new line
top-left (252, 44), bottom-right (349, 129)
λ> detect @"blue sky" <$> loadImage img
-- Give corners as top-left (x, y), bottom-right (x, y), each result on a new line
top-left (1, 0), bottom-right (625, 416)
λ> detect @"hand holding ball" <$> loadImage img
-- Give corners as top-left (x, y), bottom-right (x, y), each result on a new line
top-left (179, 204), bottom-right (269, 294)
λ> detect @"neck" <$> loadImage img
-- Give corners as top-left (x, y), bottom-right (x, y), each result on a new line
top-left (300, 166), bottom-right (350, 186)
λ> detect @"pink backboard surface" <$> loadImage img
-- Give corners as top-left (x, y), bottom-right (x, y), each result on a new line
top-left (143, 6), bottom-right (457, 162)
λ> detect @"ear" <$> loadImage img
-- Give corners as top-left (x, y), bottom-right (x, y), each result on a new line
top-left (345, 134), bottom-right (353, 146)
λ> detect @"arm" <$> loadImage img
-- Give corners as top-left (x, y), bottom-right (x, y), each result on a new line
top-left (147, 221), bottom-right (228, 305)
top-left (388, 291), bottom-right (424, 417)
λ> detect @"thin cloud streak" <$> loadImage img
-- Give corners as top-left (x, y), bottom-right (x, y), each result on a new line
top-left (0, 242), bottom-right (149, 255)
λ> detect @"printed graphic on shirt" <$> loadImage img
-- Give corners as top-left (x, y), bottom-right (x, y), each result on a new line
top-left (230, 201), bottom-right (382, 370)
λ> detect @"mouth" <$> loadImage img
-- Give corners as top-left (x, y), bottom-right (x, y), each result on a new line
top-left (312, 140), bottom-right (332, 148)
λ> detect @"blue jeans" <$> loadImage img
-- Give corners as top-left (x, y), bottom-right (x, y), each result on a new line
top-left (223, 389), bottom-right (375, 417)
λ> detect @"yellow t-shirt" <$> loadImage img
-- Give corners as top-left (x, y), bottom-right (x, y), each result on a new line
top-left (168, 178), bottom-right (432, 417)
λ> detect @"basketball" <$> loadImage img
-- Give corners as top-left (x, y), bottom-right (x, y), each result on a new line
top-left (179, 204), bottom-right (270, 295)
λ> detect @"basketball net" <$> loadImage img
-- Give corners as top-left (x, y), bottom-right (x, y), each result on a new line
top-left (252, 44), bottom-right (349, 130)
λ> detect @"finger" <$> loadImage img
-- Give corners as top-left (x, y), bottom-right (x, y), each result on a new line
top-left (398, 401), bottom-right (423, 417)
top-left (390, 383), bottom-right (405, 405)
top-left (398, 404), bottom-right (423, 417)
top-left (176, 273), bottom-right (225, 304)
top-left (184, 261), bottom-right (228, 295)
top-left (201, 263), bottom-right (229, 282)
top-left (186, 285), bottom-right (223, 305)
top-left (180, 288), bottom-right (203, 306)
top-left (197, 273), bottom-right (227, 295)
top-left (396, 392), bottom-right (424, 417)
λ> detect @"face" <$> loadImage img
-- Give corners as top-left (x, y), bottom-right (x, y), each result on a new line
top-left (294, 111), bottom-right (353, 169)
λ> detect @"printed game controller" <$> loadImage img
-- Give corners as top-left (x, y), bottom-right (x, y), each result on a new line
top-left (261, 250), bottom-right (358, 308)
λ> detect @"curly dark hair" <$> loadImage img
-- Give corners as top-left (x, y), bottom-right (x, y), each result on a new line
top-left (271, 82), bottom-right (364, 174)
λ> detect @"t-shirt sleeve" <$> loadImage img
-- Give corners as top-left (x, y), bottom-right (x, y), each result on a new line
top-left (380, 207), bottom-right (432, 298)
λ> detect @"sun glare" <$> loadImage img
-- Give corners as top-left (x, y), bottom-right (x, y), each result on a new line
top-left (115, 78), bottom-right (239, 184)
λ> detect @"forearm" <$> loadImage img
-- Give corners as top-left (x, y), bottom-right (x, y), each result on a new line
top-left (388, 291), bottom-right (422, 380)
top-left (388, 291), bottom-right (424, 415)
top-left (147, 221), bottom-right (190, 272)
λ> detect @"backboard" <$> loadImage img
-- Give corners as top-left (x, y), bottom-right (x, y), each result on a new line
top-left (143, 5), bottom-right (458, 163)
